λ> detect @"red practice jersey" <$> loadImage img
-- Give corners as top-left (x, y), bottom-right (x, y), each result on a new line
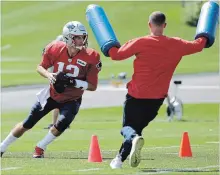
top-left (109, 35), bottom-right (206, 99)
top-left (40, 41), bottom-right (101, 103)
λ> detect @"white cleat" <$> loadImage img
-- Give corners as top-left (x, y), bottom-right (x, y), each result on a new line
top-left (110, 154), bottom-right (123, 169)
top-left (129, 135), bottom-right (144, 168)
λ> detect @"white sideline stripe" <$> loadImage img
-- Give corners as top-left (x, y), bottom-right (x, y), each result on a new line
top-left (198, 165), bottom-right (220, 169)
top-left (110, 144), bottom-right (201, 152)
top-left (1, 167), bottom-right (21, 171)
top-left (139, 171), bottom-right (170, 175)
top-left (1, 57), bottom-right (32, 62)
top-left (206, 141), bottom-right (219, 144)
top-left (73, 168), bottom-right (102, 172)
top-left (0, 44), bottom-right (11, 51)
top-left (165, 153), bottom-right (178, 155)
top-left (144, 145), bottom-right (201, 150)
top-left (138, 165), bottom-right (219, 175)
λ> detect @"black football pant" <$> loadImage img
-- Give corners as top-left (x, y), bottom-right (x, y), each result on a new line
top-left (119, 94), bottom-right (164, 162)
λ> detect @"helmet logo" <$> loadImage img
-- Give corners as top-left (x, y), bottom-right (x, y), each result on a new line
top-left (66, 23), bottom-right (75, 32)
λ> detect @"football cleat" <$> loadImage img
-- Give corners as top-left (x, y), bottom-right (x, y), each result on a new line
top-left (129, 135), bottom-right (144, 167)
top-left (110, 154), bottom-right (123, 169)
top-left (33, 146), bottom-right (44, 158)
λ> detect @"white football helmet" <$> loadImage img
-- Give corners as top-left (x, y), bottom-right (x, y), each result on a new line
top-left (62, 21), bottom-right (88, 48)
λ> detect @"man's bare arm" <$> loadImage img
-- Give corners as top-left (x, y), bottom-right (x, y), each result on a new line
top-left (37, 65), bottom-right (56, 84)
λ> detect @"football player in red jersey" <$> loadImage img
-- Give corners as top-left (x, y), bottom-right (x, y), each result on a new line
top-left (0, 21), bottom-right (102, 158)
top-left (108, 12), bottom-right (207, 169)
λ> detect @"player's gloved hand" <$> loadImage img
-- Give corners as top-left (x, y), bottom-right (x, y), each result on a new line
top-left (47, 72), bottom-right (57, 84)
top-left (53, 72), bottom-right (69, 93)
top-left (65, 78), bottom-right (88, 90)
top-left (67, 78), bottom-right (76, 86)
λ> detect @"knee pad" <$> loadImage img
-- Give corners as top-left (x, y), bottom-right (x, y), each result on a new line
top-left (54, 114), bottom-right (73, 133)
top-left (22, 119), bottom-right (34, 129)
top-left (23, 102), bottom-right (43, 129)
top-left (121, 126), bottom-right (137, 142)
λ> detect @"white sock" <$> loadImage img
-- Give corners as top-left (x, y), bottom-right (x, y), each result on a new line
top-left (0, 132), bottom-right (18, 152)
top-left (37, 130), bottom-right (57, 150)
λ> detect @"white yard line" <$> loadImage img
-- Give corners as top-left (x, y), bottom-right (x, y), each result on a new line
top-left (143, 145), bottom-right (201, 150)
top-left (0, 44), bottom-right (11, 51)
top-left (1, 167), bottom-right (21, 171)
top-left (206, 141), bottom-right (219, 144)
top-left (198, 165), bottom-right (220, 169)
top-left (138, 165), bottom-right (219, 175)
top-left (0, 57), bottom-right (33, 62)
top-left (139, 171), bottom-right (170, 175)
top-left (72, 168), bottom-right (102, 172)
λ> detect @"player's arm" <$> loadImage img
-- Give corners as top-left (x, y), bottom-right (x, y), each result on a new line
top-left (88, 82), bottom-right (97, 91)
top-left (37, 45), bottom-right (57, 84)
top-left (37, 65), bottom-right (57, 84)
top-left (108, 38), bottom-right (140, 61)
top-left (83, 54), bottom-right (101, 91)
top-left (85, 62), bottom-right (101, 91)
top-left (177, 37), bottom-right (207, 56)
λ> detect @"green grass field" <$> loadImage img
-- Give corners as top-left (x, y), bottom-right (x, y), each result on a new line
top-left (1, 104), bottom-right (219, 175)
top-left (1, 1), bottom-right (219, 87)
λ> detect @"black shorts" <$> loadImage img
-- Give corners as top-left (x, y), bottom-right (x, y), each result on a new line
top-left (23, 97), bottom-right (82, 129)
top-left (122, 94), bottom-right (164, 135)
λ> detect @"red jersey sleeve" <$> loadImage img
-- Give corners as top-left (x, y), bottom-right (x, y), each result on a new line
top-left (86, 52), bottom-right (101, 86)
top-left (39, 42), bottom-right (56, 69)
top-left (175, 37), bottom-right (207, 56)
top-left (109, 38), bottom-right (141, 60)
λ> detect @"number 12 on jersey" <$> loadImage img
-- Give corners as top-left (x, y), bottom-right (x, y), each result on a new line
top-left (57, 62), bottom-right (79, 77)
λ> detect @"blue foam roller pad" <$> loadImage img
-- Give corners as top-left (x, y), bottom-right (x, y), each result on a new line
top-left (195, 1), bottom-right (219, 48)
top-left (86, 4), bottom-right (121, 57)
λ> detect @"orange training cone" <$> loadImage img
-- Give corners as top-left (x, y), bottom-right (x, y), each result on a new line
top-left (179, 132), bottom-right (192, 157)
top-left (88, 135), bottom-right (102, 162)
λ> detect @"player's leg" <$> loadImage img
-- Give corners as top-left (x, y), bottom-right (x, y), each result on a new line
top-left (34, 98), bottom-right (81, 158)
top-left (0, 98), bottom-right (57, 157)
top-left (110, 94), bottom-right (137, 169)
top-left (119, 94), bottom-right (144, 167)
top-left (44, 108), bottom-right (59, 129)
top-left (52, 109), bottom-right (59, 125)
top-left (52, 108), bottom-right (70, 129)
top-left (128, 98), bottom-right (164, 167)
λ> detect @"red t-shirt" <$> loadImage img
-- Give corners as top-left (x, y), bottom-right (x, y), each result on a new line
top-left (40, 41), bottom-right (101, 103)
top-left (109, 35), bottom-right (206, 99)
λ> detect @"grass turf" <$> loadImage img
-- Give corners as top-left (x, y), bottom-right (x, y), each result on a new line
top-left (1, 104), bottom-right (219, 174)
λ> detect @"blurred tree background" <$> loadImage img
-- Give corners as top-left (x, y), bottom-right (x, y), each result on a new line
top-left (182, 1), bottom-right (203, 27)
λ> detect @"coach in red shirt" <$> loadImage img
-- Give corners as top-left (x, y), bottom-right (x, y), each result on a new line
top-left (109, 11), bottom-right (207, 169)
